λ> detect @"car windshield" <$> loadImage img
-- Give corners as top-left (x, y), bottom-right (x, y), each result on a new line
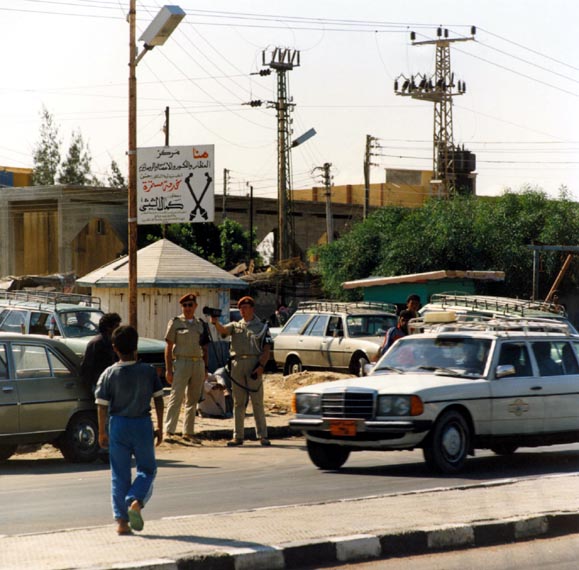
top-left (375, 336), bottom-right (491, 377)
top-left (346, 314), bottom-right (397, 337)
top-left (60, 310), bottom-right (103, 338)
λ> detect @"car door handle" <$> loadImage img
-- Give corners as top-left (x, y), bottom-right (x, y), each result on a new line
top-left (2, 386), bottom-right (14, 393)
top-left (530, 386), bottom-right (543, 391)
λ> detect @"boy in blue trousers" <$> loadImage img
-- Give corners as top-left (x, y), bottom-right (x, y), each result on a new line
top-left (95, 325), bottom-right (165, 535)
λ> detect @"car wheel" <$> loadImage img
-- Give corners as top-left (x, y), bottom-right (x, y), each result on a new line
top-left (490, 444), bottom-right (518, 456)
top-left (284, 356), bottom-right (302, 376)
top-left (306, 439), bottom-right (350, 470)
top-left (58, 412), bottom-right (100, 463)
top-left (351, 353), bottom-right (370, 377)
top-left (0, 444), bottom-right (17, 462)
top-left (423, 410), bottom-right (470, 474)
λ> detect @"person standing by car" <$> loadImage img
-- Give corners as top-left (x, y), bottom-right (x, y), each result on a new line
top-left (375, 309), bottom-right (414, 361)
top-left (404, 294), bottom-right (421, 317)
top-left (95, 325), bottom-right (164, 535)
top-left (209, 296), bottom-right (272, 447)
top-left (81, 312), bottom-right (122, 394)
top-left (164, 293), bottom-right (209, 443)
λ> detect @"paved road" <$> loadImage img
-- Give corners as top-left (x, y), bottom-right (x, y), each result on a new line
top-left (1, 439), bottom-right (578, 535)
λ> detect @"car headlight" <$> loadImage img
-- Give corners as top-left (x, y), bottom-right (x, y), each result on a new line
top-left (377, 395), bottom-right (423, 416)
top-left (293, 393), bottom-right (322, 415)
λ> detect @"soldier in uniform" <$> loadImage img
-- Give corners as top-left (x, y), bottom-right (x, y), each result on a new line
top-left (164, 293), bottom-right (209, 443)
top-left (210, 296), bottom-right (272, 446)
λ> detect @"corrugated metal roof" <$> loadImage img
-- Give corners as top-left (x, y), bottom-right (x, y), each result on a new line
top-left (76, 239), bottom-right (247, 290)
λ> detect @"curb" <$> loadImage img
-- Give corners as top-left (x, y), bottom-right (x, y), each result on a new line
top-left (100, 511), bottom-right (579, 570)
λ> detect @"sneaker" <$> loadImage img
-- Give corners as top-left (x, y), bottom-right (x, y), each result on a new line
top-left (260, 438), bottom-right (271, 447)
top-left (227, 439), bottom-right (244, 447)
top-left (165, 433), bottom-right (177, 443)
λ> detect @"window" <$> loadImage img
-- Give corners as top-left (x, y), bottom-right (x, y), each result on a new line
top-left (498, 343), bottom-right (532, 377)
top-left (280, 313), bottom-right (311, 335)
top-left (0, 310), bottom-right (27, 333)
top-left (532, 341), bottom-right (566, 376)
top-left (13, 344), bottom-right (51, 378)
top-left (327, 316), bottom-right (343, 337)
top-left (306, 315), bottom-right (329, 337)
top-left (30, 312), bottom-right (51, 335)
top-left (0, 344), bottom-right (8, 379)
top-left (47, 349), bottom-right (74, 378)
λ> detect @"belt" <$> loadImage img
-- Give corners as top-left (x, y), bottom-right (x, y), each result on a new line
top-left (235, 354), bottom-right (258, 360)
top-left (175, 356), bottom-right (204, 361)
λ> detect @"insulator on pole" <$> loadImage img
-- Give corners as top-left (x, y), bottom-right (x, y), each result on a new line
top-left (410, 31), bottom-right (416, 41)
top-left (444, 28), bottom-right (449, 38)
top-left (394, 79), bottom-right (399, 91)
top-left (471, 25), bottom-right (476, 36)
top-left (437, 27), bottom-right (442, 37)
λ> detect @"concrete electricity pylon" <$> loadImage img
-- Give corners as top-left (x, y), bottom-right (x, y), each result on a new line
top-left (313, 162), bottom-right (334, 243)
top-left (262, 47), bottom-right (300, 262)
top-left (395, 27), bottom-right (476, 197)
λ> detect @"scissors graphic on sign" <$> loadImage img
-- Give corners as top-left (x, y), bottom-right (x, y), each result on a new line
top-left (184, 172), bottom-right (213, 221)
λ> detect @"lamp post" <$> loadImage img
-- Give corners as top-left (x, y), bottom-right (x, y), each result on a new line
top-left (127, 3), bottom-right (184, 327)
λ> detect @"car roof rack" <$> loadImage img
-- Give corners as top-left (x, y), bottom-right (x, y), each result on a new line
top-left (0, 290), bottom-right (101, 310)
top-left (298, 300), bottom-right (398, 315)
top-left (410, 312), bottom-right (573, 336)
top-left (429, 292), bottom-right (566, 316)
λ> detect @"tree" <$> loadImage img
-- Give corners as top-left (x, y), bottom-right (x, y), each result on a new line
top-left (32, 107), bottom-right (61, 185)
top-left (107, 160), bottom-right (127, 189)
top-left (57, 130), bottom-right (94, 185)
top-left (313, 190), bottom-right (579, 301)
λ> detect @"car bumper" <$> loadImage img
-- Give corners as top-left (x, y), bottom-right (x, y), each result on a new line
top-left (289, 417), bottom-right (432, 449)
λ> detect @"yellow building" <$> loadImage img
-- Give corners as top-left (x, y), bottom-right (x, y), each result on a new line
top-left (292, 169), bottom-right (434, 208)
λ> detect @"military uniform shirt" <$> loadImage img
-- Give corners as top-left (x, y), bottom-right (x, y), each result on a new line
top-left (165, 316), bottom-right (207, 358)
top-left (223, 317), bottom-right (272, 357)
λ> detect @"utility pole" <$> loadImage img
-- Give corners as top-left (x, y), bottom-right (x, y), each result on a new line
top-left (247, 183), bottom-right (254, 267)
top-left (262, 47), bottom-right (300, 263)
top-left (395, 26), bottom-right (476, 197)
top-left (312, 162), bottom-right (334, 243)
top-left (363, 135), bottom-right (378, 219)
top-left (222, 168), bottom-right (229, 219)
top-left (163, 106), bottom-right (170, 146)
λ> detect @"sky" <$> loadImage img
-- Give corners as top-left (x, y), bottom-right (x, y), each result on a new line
top-left (0, 0), bottom-right (578, 201)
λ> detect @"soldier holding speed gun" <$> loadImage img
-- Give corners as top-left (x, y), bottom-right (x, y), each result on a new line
top-left (209, 296), bottom-right (272, 447)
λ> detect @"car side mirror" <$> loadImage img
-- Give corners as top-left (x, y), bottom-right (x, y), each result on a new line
top-left (363, 363), bottom-right (374, 376)
top-left (495, 364), bottom-right (516, 378)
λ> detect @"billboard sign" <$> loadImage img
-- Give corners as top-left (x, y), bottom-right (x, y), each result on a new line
top-left (137, 145), bottom-right (214, 225)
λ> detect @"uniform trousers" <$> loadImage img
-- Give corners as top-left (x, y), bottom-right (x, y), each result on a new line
top-left (109, 415), bottom-right (156, 522)
top-left (165, 358), bottom-right (205, 435)
top-left (230, 357), bottom-right (268, 441)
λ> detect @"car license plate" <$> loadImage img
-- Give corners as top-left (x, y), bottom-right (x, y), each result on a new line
top-left (329, 419), bottom-right (357, 436)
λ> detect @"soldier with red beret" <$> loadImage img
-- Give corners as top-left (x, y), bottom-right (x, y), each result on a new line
top-left (210, 296), bottom-right (272, 446)
top-left (164, 293), bottom-right (210, 443)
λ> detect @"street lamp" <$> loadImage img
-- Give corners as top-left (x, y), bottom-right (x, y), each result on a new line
top-left (128, 4), bottom-right (185, 327)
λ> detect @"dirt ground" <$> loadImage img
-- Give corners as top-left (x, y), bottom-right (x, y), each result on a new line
top-left (13, 371), bottom-right (350, 460)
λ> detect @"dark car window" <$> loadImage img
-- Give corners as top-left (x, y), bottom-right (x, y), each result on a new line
top-left (327, 316), bottom-right (343, 336)
top-left (280, 313), bottom-right (311, 335)
top-left (0, 310), bottom-right (27, 333)
top-left (0, 344), bottom-right (8, 379)
top-left (531, 341), bottom-right (564, 377)
top-left (498, 342), bottom-right (532, 377)
top-left (30, 312), bottom-right (51, 335)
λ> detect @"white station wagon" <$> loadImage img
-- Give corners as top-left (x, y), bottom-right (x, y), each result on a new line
top-left (290, 314), bottom-right (579, 473)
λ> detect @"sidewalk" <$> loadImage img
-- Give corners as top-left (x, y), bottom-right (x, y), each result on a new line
top-left (2, 412), bottom-right (579, 570)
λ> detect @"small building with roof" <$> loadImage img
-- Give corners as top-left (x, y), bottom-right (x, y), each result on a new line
top-left (342, 270), bottom-right (505, 312)
top-left (76, 238), bottom-right (247, 341)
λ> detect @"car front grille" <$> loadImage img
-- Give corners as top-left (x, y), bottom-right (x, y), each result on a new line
top-left (322, 391), bottom-right (374, 419)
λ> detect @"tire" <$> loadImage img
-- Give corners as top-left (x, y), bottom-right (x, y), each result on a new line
top-left (283, 355), bottom-right (302, 376)
top-left (351, 353), bottom-right (370, 377)
top-left (58, 412), bottom-right (100, 463)
top-left (307, 439), bottom-right (350, 470)
top-left (423, 410), bottom-right (470, 474)
top-left (0, 444), bottom-right (17, 462)
top-left (490, 444), bottom-right (518, 456)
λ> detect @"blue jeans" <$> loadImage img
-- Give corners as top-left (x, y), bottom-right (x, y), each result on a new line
top-left (109, 415), bottom-right (157, 521)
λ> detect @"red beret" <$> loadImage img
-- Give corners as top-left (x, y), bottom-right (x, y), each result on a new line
top-left (179, 293), bottom-right (197, 304)
top-left (237, 296), bottom-right (255, 308)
